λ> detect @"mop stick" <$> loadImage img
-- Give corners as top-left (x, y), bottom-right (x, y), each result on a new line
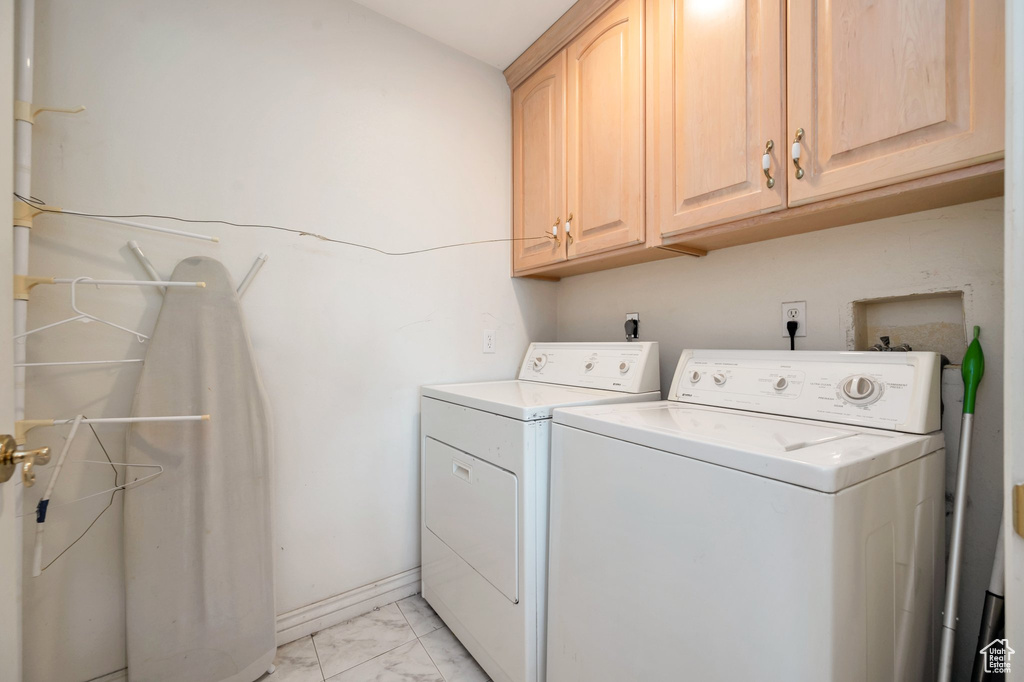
top-left (938, 326), bottom-right (986, 682)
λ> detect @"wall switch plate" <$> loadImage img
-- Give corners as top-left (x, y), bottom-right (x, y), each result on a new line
top-left (483, 329), bottom-right (496, 353)
top-left (781, 301), bottom-right (807, 337)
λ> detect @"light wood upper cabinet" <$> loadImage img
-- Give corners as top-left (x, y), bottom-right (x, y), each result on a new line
top-left (506, 0), bottom-right (1004, 278)
top-left (786, 0), bottom-right (1005, 206)
top-left (513, 52), bottom-right (567, 271)
top-left (565, 0), bottom-right (645, 258)
top-left (651, 0), bottom-right (786, 238)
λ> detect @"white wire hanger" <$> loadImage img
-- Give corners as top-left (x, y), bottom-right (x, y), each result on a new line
top-left (15, 276), bottom-right (204, 342)
top-left (24, 462), bottom-right (164, 520)
top-left (29, 461), bottom-right (163, 577)
top-left (26, 415), bottom-right (164, 577)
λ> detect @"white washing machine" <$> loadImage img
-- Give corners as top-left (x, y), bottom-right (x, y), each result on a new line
top-left (420, 342), bottom-right (660, 682)
top-left (547, 349), bottom-right (945, 682)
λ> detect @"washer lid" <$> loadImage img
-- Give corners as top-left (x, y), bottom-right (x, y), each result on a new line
top-left (553, 402), bottom-right (943, 492)
top-left (422, 380), bottom-right (660, 421)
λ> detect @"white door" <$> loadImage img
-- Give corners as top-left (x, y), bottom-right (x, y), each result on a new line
top-left (1006, 0), bottom-right (1024, 676)
top-left (1, 0), bottom-right (22, 679)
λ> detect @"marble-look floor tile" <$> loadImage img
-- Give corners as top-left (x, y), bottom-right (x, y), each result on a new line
top-left (265, 636), bottom-right (323, 682)
top-left (327, 640), bottom-right (443, 682)
top-left (420, 627), bottom-right (489, 682)
top-left (314, 603), bottom-right (417, 678)
top-left (397, 594), bottom-right (444, 637)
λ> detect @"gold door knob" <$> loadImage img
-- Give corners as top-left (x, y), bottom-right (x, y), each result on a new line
top-left (0, 434), bottom-right (51, 487)
top-left (792, 128), bottom-right (805, 179)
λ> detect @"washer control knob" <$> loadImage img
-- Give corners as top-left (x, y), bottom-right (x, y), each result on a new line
top-left (841, 375), bottom-right (878, 403)
top-left (689, 370), bottom-right (701, 384)
top-left (773, 376), bottom-right (788, 391)
top-left (532, 354), bottom-right (547, 371)
top-left (712, 372), bottom-right (727, 386)
top-left (584, 360), bottom-right (595, 372)
top-left (619, 361), bottom-right (631, 374)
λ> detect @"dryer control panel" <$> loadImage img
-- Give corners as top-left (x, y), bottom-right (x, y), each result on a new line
top-left (519, 342), bottom-right (660, 394)
top-left (670, 350), bottom-right (940, 434)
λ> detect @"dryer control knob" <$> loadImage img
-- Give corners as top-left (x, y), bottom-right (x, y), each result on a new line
top-left (713, 372), bottom-right (727, 386)
top-left (584, 360), bottom-right (595, 372)
top-left (689, 370), bottom-right (701, 384)
top-left (840, 375), bottom-right (880, 404)
top-left (773, 376), bottom-right (788, 391)
top-left (532, 354), bottom-right (547, 370)
top-left (619, 361), bottom-right (631, 374)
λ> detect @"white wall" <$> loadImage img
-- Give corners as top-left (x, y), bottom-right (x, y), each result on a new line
top-left (23, 1), bottom-right (556, 680)
top-left (556, 198), bottom-right (1005, 681)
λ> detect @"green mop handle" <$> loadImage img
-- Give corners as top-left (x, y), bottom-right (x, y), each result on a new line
top-left (962, 326), bottom-right (986, 414)
top-left (939, 325), bottom-right (986, 682)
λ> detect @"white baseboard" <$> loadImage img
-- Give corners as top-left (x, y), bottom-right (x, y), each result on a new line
top-left (275, 567), bottom-right (421, 646)
top-left (85, 669), bottom-right (126, 682)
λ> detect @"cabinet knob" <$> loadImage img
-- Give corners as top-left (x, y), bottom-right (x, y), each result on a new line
top-left (792, 128), bottom-right (805, 180)
top-left (762, 140), bottom-right (775, 189)
top-left (565, 213), bottom-right (574, 244)
top-left (551, 217), bottom-right (561, 245)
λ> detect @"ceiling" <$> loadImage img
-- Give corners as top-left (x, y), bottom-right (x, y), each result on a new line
top-left (351, 0), bottom-right (577, 69)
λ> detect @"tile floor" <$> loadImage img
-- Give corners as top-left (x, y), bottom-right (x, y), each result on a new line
top-left (263, 594), bottom-right (490, 682)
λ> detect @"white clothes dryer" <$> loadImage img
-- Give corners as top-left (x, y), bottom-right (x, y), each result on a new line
top-left (420, 342), bottom-right (660, 682)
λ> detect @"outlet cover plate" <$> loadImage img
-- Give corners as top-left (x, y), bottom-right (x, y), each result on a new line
top-left (625, 312), bottom-right (640, 340)
top-left (781, 301), bottom-right (807, 337)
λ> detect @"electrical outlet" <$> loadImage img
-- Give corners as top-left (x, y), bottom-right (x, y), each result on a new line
top-left (483, 329), bottom-right (496, 353)
top-left (781, 301), bottom-right (807, 337)
top-left (625, 313), bottom-right (639, 340)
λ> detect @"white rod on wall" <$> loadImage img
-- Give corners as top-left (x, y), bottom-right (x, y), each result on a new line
top-left (15, 359), bottom-right (143, 368)
top-left (127, 240), bottom-right (164, 294)
top-left (16, 414), bottom-right (211, 445)
top-left (59, 210), bottom-right (219, 243)
top-left (51, 415), bottom-right (209, 427)
top-left (237, 253), bottom-right (268, 298)
top-left (51, 278), bottom-right (202, 288)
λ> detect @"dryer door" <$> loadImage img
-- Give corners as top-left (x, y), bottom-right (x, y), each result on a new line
top-left (424, 438), bottom-right (519, 603)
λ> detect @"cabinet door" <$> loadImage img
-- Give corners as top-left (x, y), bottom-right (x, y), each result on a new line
top-left (566, 0), bottom-right (645, 259)
top-left (513, 51), bottom-right (567, 272)
top-left (652, 0), bottom-right (785, 238)
top-left (787, 0), bottom-right (1004, 206)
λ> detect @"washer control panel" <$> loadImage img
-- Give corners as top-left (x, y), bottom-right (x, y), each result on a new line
top-left (670, 350), bottom-right (941, 434)
top-left (519, 342), bottom-right (660, 394)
